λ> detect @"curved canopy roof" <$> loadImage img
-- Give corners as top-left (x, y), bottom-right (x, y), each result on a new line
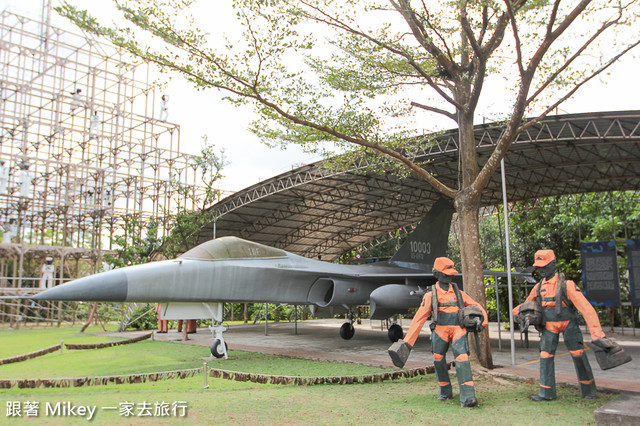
top-left (197, 110), bottom-right (640, 261)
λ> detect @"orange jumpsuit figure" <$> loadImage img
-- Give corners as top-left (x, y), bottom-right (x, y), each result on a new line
top-left (178, 319), bottom-right (197, 333)
top-left (404, 257), bottom-right (488, 407)
top-left (513, 249), bottom-right (606, 401)
top-left (155, 304), bottom-right (168, 333)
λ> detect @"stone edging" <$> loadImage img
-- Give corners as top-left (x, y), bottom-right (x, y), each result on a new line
top-left (0, 364), bottom-right (438, 389)
top-left (0, 333), bottom-right (152, 366)
top-left (0, 344), bottom-right (62, 366)
top-left (208, 364), bottom-right (436, 385)
top-left (0, 368), bottom-right (202, 389)
top-left (65, 333), bottom-right (152, 349)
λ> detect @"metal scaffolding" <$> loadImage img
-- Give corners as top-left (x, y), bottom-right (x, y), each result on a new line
top-left (0, 10), bottom-right (210, 324)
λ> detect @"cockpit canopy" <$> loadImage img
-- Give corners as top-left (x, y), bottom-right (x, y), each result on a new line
top-left (180, 236), bottom-right (287, 260)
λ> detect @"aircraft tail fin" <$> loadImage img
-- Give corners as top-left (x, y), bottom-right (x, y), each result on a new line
top-left (389, 197), bottom-right (454, 271)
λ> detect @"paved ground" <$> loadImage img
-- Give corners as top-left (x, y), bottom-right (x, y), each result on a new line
top-left (148, 318), bottom-right (640, 393)
top-left (594, 392), bottom-right (640, 425)
top-left (138, 318), bottom-right (640, 423)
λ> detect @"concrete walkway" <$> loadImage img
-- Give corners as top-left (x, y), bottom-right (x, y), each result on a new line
top-left (146, 318), bottom-right (640, 392)
top-left (141, 318), bottom-right (640, 424)
top-left (485, 322), bottom-right (640, 394)
top-left (594, 393), bottom-right (640, 425)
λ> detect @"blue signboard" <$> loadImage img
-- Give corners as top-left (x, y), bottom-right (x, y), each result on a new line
top-left (580, 241), bottom-right (620, 306)
top-left (626, 239), bottom-right (640, 307)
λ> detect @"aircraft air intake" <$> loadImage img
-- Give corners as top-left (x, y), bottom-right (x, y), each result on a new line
top-left (307, 278), bottom-right (378, 307)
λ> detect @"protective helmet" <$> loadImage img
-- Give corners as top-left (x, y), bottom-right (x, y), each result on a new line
top-left (433, 257), bottom-right (459, 276)
top-left (533, 249), bottom-right (555, 267)
top-left (518, 300), bottom-right (544, 330)
top-left (460, 305), bottom-right (484, 331)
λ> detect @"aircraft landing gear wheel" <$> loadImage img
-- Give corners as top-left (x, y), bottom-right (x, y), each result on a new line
top-left (388, 324), bottom-right (404, 342)
top-left (210, 339), bottom-right (228, 358)
top-left (340, 322), bottom-right (355, 340)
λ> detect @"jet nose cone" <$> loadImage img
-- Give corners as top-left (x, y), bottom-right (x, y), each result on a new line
top-left (32, 270), bottom-right (128, 302)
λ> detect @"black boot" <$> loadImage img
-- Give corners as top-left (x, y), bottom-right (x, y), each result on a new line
top-left (531, 394), bottom-right (556, 402)
top-left (461, 397), bottom-right (478, 407)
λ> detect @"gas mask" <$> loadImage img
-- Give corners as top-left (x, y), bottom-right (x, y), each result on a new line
top-left (536, 260), bottom-right (557, 280)
top-left (433, 269), bottom-right (453, 285)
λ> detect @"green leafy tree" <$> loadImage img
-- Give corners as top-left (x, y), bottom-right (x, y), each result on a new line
top-left (102, 139), bottom-right (225, 260)
top-left (88, 217), bottom-right (162, 333)
top-left (508, 191), bottom-right (640, 278)
top-left (497, 191), bottom-right (640, 327)
top-left (161, 137), bottom-right (227, 258)
top-left (127, 304), bottom-right (160, 330)
top-left (103, 216), bottom-right (163, 268)
top-left (57, 0), bottom-right (640, 367)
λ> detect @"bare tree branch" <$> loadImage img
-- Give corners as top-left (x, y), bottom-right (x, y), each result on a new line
top-left (417, 5), bottom-right (455, 62)
top-left (459, 2), bottom-right (484, 58)
top-left (251, 91), bottom-right (457, 198)
top-left (410, 101), bottom-right (457, 122)
top-left (388, 0), bottom-right (463, 106)
top-left (546, 0), bottom-right (562, 38)
top-left (526, 38), bottom-right (640, 128)
top-left (525, 0), bottom-right (592, 77)
top-left (526, 13), bottom-right (621, 105)
top-left (503, 0), bottom-right (525, 77)
top-left (299, 0), bottom-right (463, 108)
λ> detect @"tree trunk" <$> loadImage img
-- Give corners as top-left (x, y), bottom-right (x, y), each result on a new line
top-left (81, 302), bottom-right (98, 333)
top-left (455, 105), bottom-right (494, 368)
top-left (57, 301), bottom-right (62, 327)
top-left (456, 195), bottom-right (493, 368)
top-left (182, 323), bottom-right (189, 341)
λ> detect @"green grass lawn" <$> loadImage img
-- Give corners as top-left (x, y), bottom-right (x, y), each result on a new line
top-left (0, 325), bottom-right (392, 379)
top-left (209, 350), bottom-right (394, 376)
top-left (0, 340), bottom-right (207, 379)
top-left (0, 343), bottom-right (392, 380)
top-left (1, 374), bottom-right (612, 424)
top-left (0, 325), bottom-right (120, 359)
top-left (0, 326), bottom-right (615, 424)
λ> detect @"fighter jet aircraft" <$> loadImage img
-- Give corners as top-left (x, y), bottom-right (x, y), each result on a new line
top-left (32, 198), bottom-right (477, 356)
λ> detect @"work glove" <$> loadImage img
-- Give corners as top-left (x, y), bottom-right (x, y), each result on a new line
top-left (591, 337), bottom-right (632, 370)
top-left (591, 337), bottom-right (620, 354)
top-left (388, 340), bottom-right (412, 369)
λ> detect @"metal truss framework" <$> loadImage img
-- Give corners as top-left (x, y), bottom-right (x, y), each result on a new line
top-left (0, 11), bottom-right (207, 289)
top-left (202, 110), bottom-right (640, 261)
top-left (483, 191), bottom-right (640, 215)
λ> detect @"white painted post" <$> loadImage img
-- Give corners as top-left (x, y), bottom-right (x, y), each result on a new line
top-left (501, 158), bottom-right (516, 366)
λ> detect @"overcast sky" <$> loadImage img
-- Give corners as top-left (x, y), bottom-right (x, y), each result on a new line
top-left (3, 0), bottom-right (639, 194)
top-left (2, 0), bottom-right (321, 193)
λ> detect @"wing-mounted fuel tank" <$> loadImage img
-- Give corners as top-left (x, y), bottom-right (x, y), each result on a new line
top-left (369, 284), bottom-right (425, 319)
top-left (307, 278), bottom-right (379, 307)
